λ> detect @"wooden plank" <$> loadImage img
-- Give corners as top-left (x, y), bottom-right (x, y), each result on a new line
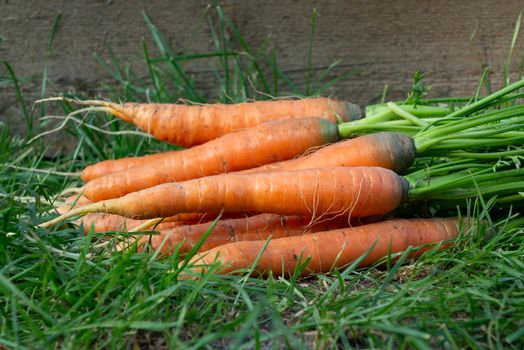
top-left (1, 0), bottom-right (523, 148)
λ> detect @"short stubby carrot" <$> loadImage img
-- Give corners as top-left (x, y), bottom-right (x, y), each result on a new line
top-left (81, 151), bottom-right (179, 182)
top-left (183, 217), bottom-right (466, 277)
top-left (83, 117), bottom-right (341, 201)
top-left (134, 213), bottom-right (373, 256)
top-left (40, 167), bottom-right (408, 227)
top-left (62, 97), bottom-right (361, 147)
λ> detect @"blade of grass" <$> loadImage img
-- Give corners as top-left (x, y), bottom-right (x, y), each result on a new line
top-left (142, 11), bottom-right (202, 102)
top-left (3, 62), bottom-right (31, 138)
top-left (219, 7), bottom-right (271, 94)
top-left (0, 271), bottom-right (54, 326)
top-left (39, 14), bottom-right (62, 117)
top-left (306, 8), bottom-right (318, 96)
top-left (216, 6), bottom-right (231, 96)
top-left (504, 12), bottom-right (522, 87)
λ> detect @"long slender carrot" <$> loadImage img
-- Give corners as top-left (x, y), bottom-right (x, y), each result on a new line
top-left (44, 97), bottom-right (361, 147)
top-left (133, 213), bottom-right (382, 256)
top-left (73, 213), bottom-right (181, 233)
top-left (40, 167), bottom-right (409, 227)
top-left (58, 198), bottom-right (247, 233)
top-left (57, 197), bottom-right (179, 232)
top-left (182, 217), bottom-right (468, 277)
top-left (82, 91), bottom-right (524, 202)
top-left (79, 104), bottom-right (450, 182)
top-left (80, 151), bottom-right (179, 183)
top-left (76, 212), bottom-right (254, 233)
top-left (81, 131), bottom-right (414, 193)
top-left (240, 132), bottom-right (415, 175)
top-left (83, 117), bottom-right (341, 201)
top-left (40, 163), bottom-right (524, 229)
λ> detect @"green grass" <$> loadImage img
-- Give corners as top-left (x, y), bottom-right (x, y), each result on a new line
top-left (1, 6), bottom-right (524, 349)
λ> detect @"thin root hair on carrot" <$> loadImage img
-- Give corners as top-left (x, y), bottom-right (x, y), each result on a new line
top-left (27, 107), bottom-right (110, 144)
top-left (32, 96), bottom-right (69, 108)
top-left (40, 115), bottom-right (151, 138)
top-left (34, 96), bottom-right (119, 109)
top-left (6, 164), bottom-right (81, 177)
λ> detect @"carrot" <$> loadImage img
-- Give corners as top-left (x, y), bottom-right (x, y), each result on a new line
top-left (74, 213), bottom-right (182, 233)
top-left (82, 117), bottom-right (341, 201)
top-left (78, 212), bottom-right (254, 233)
top-left (81, 88), bottom-right (524, 203)
top-left (182, 217), bottom-right (468, 277)
top-left (56, 196), bottom-right (176, 232)
top-left (41, 163), bottom-right (524, 229)
top-left (80, 104), bottom-right (450, 182)
top-left (82, 131), bottom-right (414, 198)
top-left (133, 213), bottom-right (382, 256)
top-left (240, 132), bottom-right (415, 175)
top-left (58, 198), bottom-right (248, 233)
top-left (57, 191), bottom-right (262, 233)
top-left (46, 97), bottom-right (361, 147)
top-left (40, 167), bottom-right (408, 227)
top-left (80, 151), bottom-right (179, 183)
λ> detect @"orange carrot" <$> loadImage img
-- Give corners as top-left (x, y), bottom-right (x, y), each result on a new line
top-left (81, 131), bottom-right (414, 183)
top-left (73, 213), bottom-right (182, 233)
top-left (58, 97), bottom-right (361, 146)
top-left (81, 151), bottom-right (179, 182)
top-left (82, 132), bottom-right (414, 196)
top-left (78, 212), bottom-right (254, 233)
top-left (83, 117), bottom-right (341, 201)
top-left (57, 198), bottom-right (247, 233)
top-left (57, 197), bottom-right (177, 232)
top-left (240, 132), bottom-right (415, 175)
top-left (134, 213), bottom-right (381, 256)
top-left (40, 167), bottom-right (408, 227)
top-left (183, 217), bottom-right (467, 277)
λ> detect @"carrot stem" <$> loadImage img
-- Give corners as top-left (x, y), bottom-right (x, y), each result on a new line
top-left (339, 81), bottom-right (524, 156)
top-left (427, 135), bottom-right (524, 151)
top-left (449, 148), bottom-right (524, 159)
top-left (424, 181), bottom-right (524, 200)
top-left (386, 102), bottom-right (429, 127)
top-left (416, 118), bottom-right (524, 152)
top-left (432, 79), bottom-right (524, 120)
top-left (416, 104), bottom-right (524, 140)
top-left (338, 105), bottom-right (450, 138)
top-left (407, 167), bottom-right (524, 200)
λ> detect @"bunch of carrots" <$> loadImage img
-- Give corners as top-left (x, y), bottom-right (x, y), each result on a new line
top-left (39, 79), bottom-right (524, 278)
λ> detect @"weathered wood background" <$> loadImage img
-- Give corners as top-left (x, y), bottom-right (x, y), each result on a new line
top-left (1, 0), bottom-right (523, 150)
